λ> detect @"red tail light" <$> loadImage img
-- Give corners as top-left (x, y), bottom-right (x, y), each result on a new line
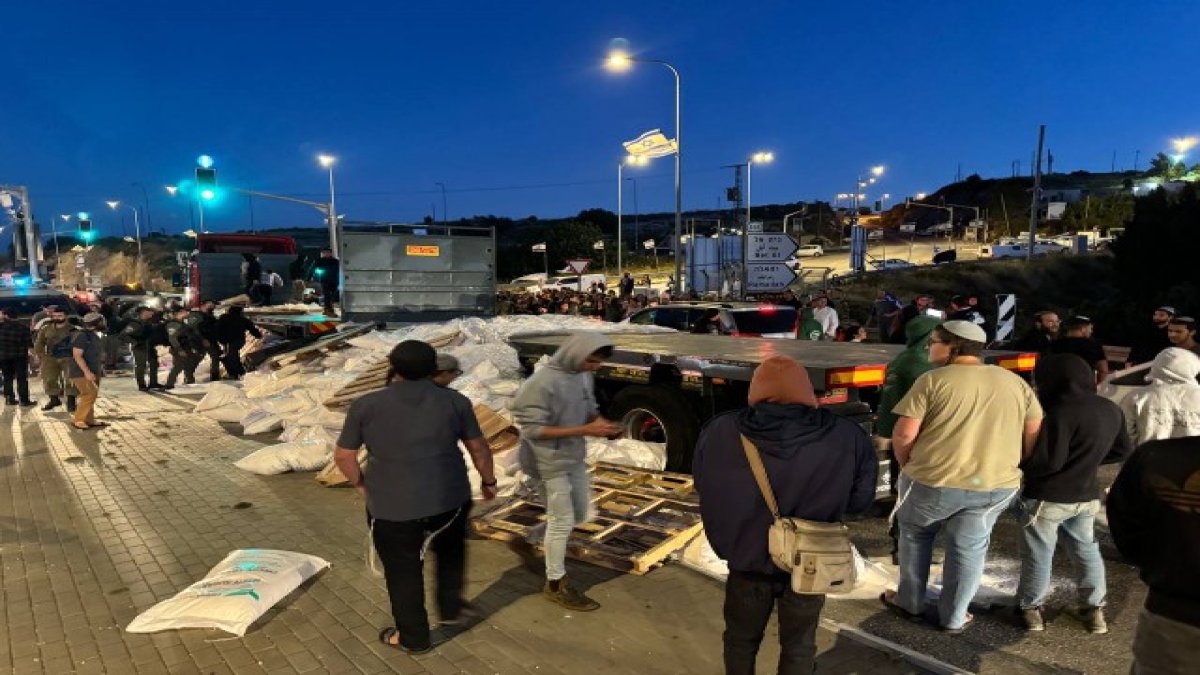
top-left (826, 365), bottom-right (887, 389)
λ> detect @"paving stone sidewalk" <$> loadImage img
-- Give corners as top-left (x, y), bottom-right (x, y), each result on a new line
top-left (0, 378), bottom-right (922, 674)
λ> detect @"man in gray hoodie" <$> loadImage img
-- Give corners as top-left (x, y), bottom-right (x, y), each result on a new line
top-left (511, 332), bottom-right (621, 611)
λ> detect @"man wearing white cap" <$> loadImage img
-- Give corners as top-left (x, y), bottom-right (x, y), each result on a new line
top-left (880, 320), bottom-right (1044, 633)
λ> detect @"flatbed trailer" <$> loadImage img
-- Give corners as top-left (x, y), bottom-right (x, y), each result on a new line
top-left (248, 312), bottom-right (341, 340)
top-left (509, 332), bottom-right (1036, 495)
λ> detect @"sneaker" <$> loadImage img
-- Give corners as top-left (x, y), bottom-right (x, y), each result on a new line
top-left (543, 577), bottom-right (600, 612)
top-left (1020, 607), bottom-right (1046, 632)
top-left (1079, 607), bottom-right (1108, 634)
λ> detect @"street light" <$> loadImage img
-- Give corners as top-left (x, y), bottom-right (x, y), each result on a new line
top-left (742, 151), bottom-right (775, 299)
top-left (317, 154), bottom-right (338, 252)
top-left (618, 154), bottom-right (650, 278)
top-left (606, 47), bottom-right (682, 293)
top-left (106, 199), bottom-right (143, 282)
top-left (165, 185), bottom-right (178, 196)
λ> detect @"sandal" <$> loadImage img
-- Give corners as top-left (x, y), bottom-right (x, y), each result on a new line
top-left (87, 423), bottom-right (109, 428)
top-left (377, 627), bottom-right (432, 655)
top-left (942, 613), bottom-right (976, 635)
top-left (879, 591), bottom-right (923, 622)
top-left (72, 424), bottom-right (92, 431)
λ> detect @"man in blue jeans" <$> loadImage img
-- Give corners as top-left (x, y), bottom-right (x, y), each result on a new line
top-left (883, 321), bottom-right (1043, 633)
top-left (510, 332), bottom-right (621, 611)
top-left (1016, 354), bottom-right (1132, 633)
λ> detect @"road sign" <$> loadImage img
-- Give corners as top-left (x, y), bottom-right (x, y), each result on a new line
top-left (75, 255), bottom-right (86, 268)
top-left (747, 221), bottom-right (764, 233)
top-left (747, 233), bottom-right (799, 262)
top-left (746, 263), bottom-right (798, 291)
top-left (565, 259), bottom-right (591, 274)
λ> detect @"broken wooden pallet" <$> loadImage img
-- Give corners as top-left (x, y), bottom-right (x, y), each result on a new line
top-left (322, 329), bottom-right (462, 409)
top-left (264, 323), bottom-right (377, 369)
top-left (472, 462), bottom-right (703, 575)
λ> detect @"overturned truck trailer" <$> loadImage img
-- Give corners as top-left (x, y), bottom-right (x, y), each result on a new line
top-left (339, 222), bottom-right (496, 324)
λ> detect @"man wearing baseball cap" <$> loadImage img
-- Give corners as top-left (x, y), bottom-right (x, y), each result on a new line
top-left (69, 313), bottom-right (108, 430)
top-left (881, 320), bottom-right (1043, 633)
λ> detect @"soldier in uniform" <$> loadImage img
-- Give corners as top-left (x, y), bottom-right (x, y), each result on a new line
top-left (164, 307), bottom-right (203, 389)
top-left (119, 306), bottom-right (162, 390)
top-left (33, 305), bottom-right (78, 412)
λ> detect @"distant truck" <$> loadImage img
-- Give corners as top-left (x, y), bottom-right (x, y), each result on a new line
top-left (184, 234), bottom-right (298, 307)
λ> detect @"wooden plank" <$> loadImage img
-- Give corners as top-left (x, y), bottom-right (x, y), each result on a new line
top-left (263, 323), bottom-right (376, 369)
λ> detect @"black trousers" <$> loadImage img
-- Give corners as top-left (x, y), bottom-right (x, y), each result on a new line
top-left (166, 350), bottom-right (199, 386)
top-left (220, 346), bottom-right (245, 380)
top-left (724, 570), bottom-right (825, 675)
top-left (370, 503), bottom-right (470, 651)
top-left (0, 356), bottom-right (31, 402)
top-left (320, 282), bottom-right (338, 314)
top-left (205, 345), bottom-right (222, 381)
top-left (132, 347), bottom-right (159, 387)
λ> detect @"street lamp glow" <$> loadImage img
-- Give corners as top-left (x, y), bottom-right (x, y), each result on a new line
top-left (165, 185), bottom-right (178, 196)
top-left (318, 154), bottom-right (336, 168)
top-left (605, 51), bottom-right (633, 71)
top-left (106, 200), bottom-right (120, 210)
top-left (77, 212), bottom-right (89, 220)
top-left (625, 154), bottom-right (649, 166)
top-left (1170, 136), bottom-right (1198, 155)
top-left (197, 154), bottom-right (214, 169)
top-left (60, 214), bottom-right (71, 222)
top-left (750, 151), bottom-right (774, 164)
top-left (871, 165), bottom-right (885, 176)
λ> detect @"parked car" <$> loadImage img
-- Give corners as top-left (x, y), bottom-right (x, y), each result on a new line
top-left (795, 244), bottom-right (824, 257)
top-left (0, 289), bottom-right (83, 329)
top-left (867, 229), bottom-right (884, 240)
top-left (979, 241), bottom-right (1068, 259)
top-left (624, 302), bottom-right (798, 338)
top-left (869, 258), bottom-right (916, 270)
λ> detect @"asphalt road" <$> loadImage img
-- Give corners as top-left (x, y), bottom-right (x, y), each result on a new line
top-left (827, 464), bottom-right (1142, 675)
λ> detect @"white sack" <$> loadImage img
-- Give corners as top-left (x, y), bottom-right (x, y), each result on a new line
top-left (234, 439), bottom-right (333, 475)
top-left (678, 531), bottom-right (729, 581)
top-left (194, 383), bottom-right (246, 413)
top-left (199, 400), bottom-right (257, 424)
top-left (125, 549), bottom-right (330, 636)
top-left (278, 425), bottom-right (336, 445)
top-left (585, 438), bottom-right (668, 471)
top-left (281, 405), bottom-right (346, 431)
top-left (240, 408), bottom-right (284, 435)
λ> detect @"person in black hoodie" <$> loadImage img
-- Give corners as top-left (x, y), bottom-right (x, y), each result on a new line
top-left (1107, 435), bottom-right (1200, 673)
top-left (693, 356), bottom-right (877, 675)
top-left (1015, 354), bottom-right (1133, 633)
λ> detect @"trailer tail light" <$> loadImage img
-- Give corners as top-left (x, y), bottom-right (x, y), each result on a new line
top-left (996, 353), bottom-right (1038, 373)
top-left (818, 388), bottom-right (849, 405)
top-left (826, 365), bottom-right (887, 389)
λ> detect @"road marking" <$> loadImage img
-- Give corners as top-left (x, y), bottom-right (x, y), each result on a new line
top-left (819, 617), bottom-right (973, 675)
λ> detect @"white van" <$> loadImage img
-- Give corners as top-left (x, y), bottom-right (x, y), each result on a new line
top-left (549, 274), bottom-right (608, 290)
top-left (980, 241), bottom-right (1068, 259)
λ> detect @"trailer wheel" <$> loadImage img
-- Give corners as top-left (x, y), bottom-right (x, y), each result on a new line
top-left (609, 385), bottom-right (699, 473)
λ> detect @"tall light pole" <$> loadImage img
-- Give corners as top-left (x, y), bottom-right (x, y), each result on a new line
top-left (318, 154), bottom-right (338, 252)
top-left (55, 214), bottom-right (69, 289)
top-left (617, 155), bottom-right (649, 278)
top-left (606, 49), bottom-right (682, 294)
top-left (435, 182), bottom-right (448, 225)
top-left (106, 200), bottom-right (142, 283)
top-left (742, 151), bottom-right (774, 299)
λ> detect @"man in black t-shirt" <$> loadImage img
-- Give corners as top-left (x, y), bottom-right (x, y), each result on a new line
top-left (1127, 306), bottom-right (1175, 366)
top-left (1050, 316), bottom-right (1108, 385)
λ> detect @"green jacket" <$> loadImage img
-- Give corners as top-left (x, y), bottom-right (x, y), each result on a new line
top-left (797, 308), bottom-right (824, 341)
top-left (875, 316), bottom-right (940, 438)
top-left (33, 322), bottom-right (77, 358)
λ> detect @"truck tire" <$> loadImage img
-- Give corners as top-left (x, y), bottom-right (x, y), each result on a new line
top-left (608, 385), bottom-right (700, 473)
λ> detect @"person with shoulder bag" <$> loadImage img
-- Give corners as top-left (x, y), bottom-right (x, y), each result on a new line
top-left (693, 356), bottom-right (878, 675)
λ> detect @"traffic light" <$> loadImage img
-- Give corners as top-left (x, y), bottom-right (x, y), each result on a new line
top-left (79, 217), bottom-right (94, 242)
top-left (195, 167), bottom-right (217, 200)
top-left (874, 200), bottom-right (882, 212)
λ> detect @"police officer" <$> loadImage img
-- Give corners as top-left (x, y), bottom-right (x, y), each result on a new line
top-left (120, 306), bottom-right (162, 390)
top-left (187, 300), bottom-right (222, 382)
top-left (164, 307), bottom-right (203, 389)
top-left (33, 305), bottom-right (78, 412)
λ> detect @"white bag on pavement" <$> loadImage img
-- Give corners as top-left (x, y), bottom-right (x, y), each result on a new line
top-left (125, 549), bottom-right (330, 636)
top-left (240, 408), bottom-right (284, 435)
top-left (194, 383), bottom-right (246, 413)
top-left (200, 400), bottom-right (257, 424)
top-left (234, 439), bottom-right (333, 475)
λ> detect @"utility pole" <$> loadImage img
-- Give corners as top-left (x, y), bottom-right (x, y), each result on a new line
top-left (1027, 125), bottom-right (1046, 261)
top-left (0, 185), bottom-right (43, 283)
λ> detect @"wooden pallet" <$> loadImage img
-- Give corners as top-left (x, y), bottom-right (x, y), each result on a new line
top-left (265, 323), bottom-right (377, 369)
top-left (322, 329), bottom-right (462, 409)
top-left (472, 462), bottom-right (703, 575)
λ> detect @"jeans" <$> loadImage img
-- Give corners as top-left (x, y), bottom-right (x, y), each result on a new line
top-left (370, 503), bottom-right (471, 651)
top-left (724, 570), bottom-right (825, 675)
top-left (1016, 498), bottom-right (1106, 610)
top-left (895, 474), bottom-right (1017, 629)
top-left (538, 466), bottom-right (592, 581)
top-left (1132, 608), bottom-right (1200, 674)
top-left (132, 347), bottom-right (159, 387)
top-left (0, 356), bottom-right (31, 402)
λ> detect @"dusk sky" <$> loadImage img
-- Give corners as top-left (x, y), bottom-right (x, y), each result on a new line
top-left (2, 0), bottom-right (1197, 236)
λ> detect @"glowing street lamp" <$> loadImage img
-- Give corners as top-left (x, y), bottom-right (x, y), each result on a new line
top-left (1170, 136), bottom-right (1198, 156)
top-left (106, 199), bottom-right (143, 281)
top-left (317, 154), bottom-right (338, 251)
top-left (605, 46), bottom-right (683, 292)
top-left (741, 151), bottom-right (775, 298)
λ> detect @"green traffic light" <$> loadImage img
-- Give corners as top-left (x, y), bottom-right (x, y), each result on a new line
top-left (80, 231), bottom-right (95, 242)
top-left (200, 189), bottom-right (216, 200)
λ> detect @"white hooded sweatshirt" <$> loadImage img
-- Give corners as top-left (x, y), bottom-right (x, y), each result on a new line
top-left (1121, 347), bottom-right (1200, 446)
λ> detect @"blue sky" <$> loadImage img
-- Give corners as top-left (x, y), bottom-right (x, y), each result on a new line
top-left (2, 0), bottom-right (1197, 236)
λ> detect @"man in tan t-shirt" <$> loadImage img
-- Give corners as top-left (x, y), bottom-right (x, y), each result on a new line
top-left (880, 320), bottom-right (1043, 634)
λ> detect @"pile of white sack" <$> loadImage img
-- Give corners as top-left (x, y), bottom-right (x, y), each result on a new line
top-left (196, 315), bottom-right (673, 495)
